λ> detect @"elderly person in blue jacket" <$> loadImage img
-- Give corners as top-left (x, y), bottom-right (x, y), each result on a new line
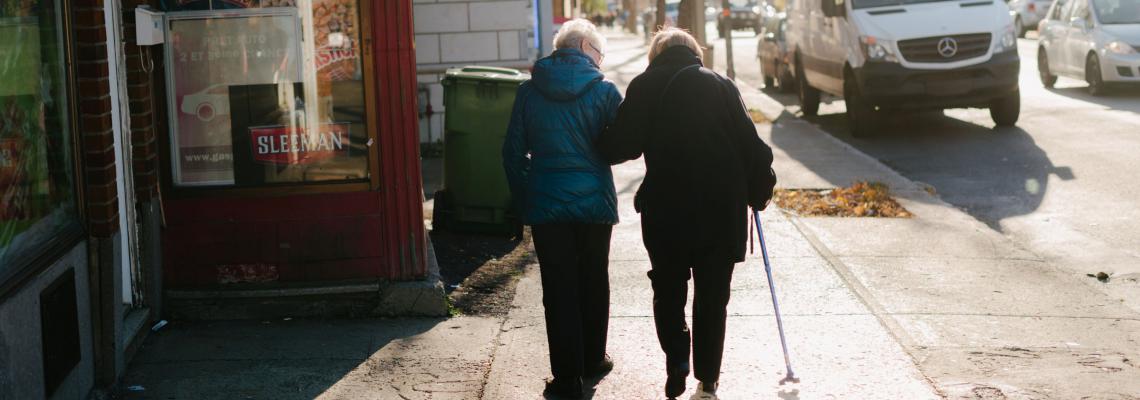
top-left (502, 19), bottom-right (621, 399)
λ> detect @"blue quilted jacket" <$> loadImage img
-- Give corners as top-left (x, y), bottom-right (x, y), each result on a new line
top-left (502, 49), bottom-right (622, 226)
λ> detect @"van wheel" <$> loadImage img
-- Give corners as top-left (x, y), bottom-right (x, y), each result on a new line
top-left (990, 89), bottom-right (1020, 127)
top-left (844, 73), bottom-right (876, 138)
top-left (778, 64), bottom-right (796, 93)
top-left (1086, 54), bottom-right (1107, 96)
top-left (1038, 49), bottom-right (1057, 88)
top-left (796, 58), bottom-right (821, 116)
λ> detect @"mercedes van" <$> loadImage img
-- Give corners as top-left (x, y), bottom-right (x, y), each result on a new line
top-left (785, 0), bottom-right (1022, 136)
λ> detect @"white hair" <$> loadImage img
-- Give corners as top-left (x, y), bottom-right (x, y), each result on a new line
top-left (649, 27), bottom-right (704, 62)
top-left (553, 19), bottom-right (606, 53)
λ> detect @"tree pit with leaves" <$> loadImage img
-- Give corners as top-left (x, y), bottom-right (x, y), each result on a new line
top-left (773, 181), bottom-right (912, 218)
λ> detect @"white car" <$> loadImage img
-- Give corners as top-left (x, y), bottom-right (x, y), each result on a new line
top-left (1037, 0), bottom-right (1140, 95)
top-left (1009, 0), bottom-right (1054, 36)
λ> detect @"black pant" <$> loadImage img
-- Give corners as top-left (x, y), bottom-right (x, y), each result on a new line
top-left (648, 258), bottom-right (735, 383)
top-left (532, 223), bottom-right (613, 379)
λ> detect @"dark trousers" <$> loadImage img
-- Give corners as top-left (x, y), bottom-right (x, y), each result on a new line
top-left (648, 258), bottom-right (735, 383)
top-left (532, 223), bottom-right (613, 379)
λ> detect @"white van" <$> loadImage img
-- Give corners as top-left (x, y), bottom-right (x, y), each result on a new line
top-left (785, 0), bottom-right (1022, 136)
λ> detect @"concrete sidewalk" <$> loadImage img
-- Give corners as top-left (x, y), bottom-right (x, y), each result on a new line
top-left (722, 52), bottom-right (1140, 397)
top-left (480, 32), bottom-right (940, 399)
top-left (117, 31), bottom-right (1140, 400)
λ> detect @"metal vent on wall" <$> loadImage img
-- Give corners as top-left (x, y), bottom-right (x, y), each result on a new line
top-left (40, 269), bottom-right (80, 397)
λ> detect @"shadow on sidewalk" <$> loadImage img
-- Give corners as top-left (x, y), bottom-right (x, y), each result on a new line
top-left (117, 318), bottom-right (444, 399)
top-left (769, 105), bottom-right (1075, 232)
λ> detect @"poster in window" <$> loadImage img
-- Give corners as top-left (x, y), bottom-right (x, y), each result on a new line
top-left (168, 11), bottom-right (300, 185)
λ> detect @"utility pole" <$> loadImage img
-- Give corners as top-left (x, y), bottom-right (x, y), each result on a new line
top-left (721, 0), bottom-right (735, 79)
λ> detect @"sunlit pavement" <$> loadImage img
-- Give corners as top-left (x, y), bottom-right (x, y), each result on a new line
top-left (710, 31), bottom-right (1140, 314)
top-left (698, 29), bottom-right (1140, 398)
top-left (117, 30), bottom-right (1140, 400)
top-left (482, 31), bottom-right (939, 400)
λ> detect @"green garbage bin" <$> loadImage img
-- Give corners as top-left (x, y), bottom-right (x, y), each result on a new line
top-left (433, 66), bottom-right (530, 236)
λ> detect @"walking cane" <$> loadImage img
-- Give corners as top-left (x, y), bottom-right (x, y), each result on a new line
top-left (753, 209), bottom-right (800, 384)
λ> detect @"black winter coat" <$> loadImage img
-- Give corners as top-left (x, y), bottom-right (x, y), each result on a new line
top-left (598, 46), bottom-right (776, 265)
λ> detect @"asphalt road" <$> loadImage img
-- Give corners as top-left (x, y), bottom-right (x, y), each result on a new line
top-left (711, 31), bottom-right (1140, 303)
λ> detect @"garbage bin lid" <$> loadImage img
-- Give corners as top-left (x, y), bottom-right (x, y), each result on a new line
top-left (443, 66), bottom-right (531, 84)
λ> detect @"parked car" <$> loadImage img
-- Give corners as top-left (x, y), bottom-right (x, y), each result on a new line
top-left (785, 0), bottom-right (1021, 136)
top-left (1038, 0), bottom-right (1140, 95)
top-left (1009, 0), bottom-right (1054, 36)
top-left (758, 13), bottom-right (795, 92)
top-left (718, 0), bottom-right (766, 37)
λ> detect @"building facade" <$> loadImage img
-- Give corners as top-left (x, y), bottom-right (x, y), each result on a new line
top-left (0, 0), bottom-right (431, 397)
top-left (413, 0), bottom-right (554, 144)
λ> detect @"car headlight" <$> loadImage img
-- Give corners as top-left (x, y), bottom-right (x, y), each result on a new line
top-left (996, 25), bottom-right (1017, 53)
top-left (860, 36), bottom-right (898, 63)
top-left (1107, 40), bottom-right (1136, 55)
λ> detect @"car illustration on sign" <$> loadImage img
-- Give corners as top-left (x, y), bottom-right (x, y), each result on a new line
top-left (180, 84), bottom-right (231, 122)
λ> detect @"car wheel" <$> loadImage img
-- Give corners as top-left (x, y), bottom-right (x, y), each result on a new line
top-left (1038, 49), bottom-right (1057, 88)
top-left (1086, 54), bottom-right (1107, 96)
top-left (989, 89), bottom-right (1020, 127)
top-left (778, 63), bottom-right (796, 93)
top-left (844, 72), bottom-right (876, 138)
top-left (797, 57), bottom-right (821, 116)
top-left (1015, 17), bottom-right (1025, 38)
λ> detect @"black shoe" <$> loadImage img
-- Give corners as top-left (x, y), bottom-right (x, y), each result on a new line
top-left (665, 375), bottom-right (686, 398)
top-left (584, 354), bottom-right (614, 378)
top-left (698, 381), bottom-right (718, 394)
top-left (543, 376), bottom-right (583, 399)
top-left (664, 361), bottom-right (689, 398)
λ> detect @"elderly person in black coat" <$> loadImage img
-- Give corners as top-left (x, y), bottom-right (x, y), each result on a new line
top-left (598, 28), bottom-right (777, 399)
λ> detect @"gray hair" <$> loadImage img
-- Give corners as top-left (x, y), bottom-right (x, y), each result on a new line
top-left (649, 28), bottom-right (703, 62)
top-left (553, 18), bottom-right (606, 53)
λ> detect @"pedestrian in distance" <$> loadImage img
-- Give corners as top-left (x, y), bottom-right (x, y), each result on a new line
top-left (598, 28), bottom-right (778, 399)
top-left (501, 18), bottom-right (623, 400)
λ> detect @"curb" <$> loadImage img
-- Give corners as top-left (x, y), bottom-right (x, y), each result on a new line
top-left (733, 78), bottom-right (949, 203)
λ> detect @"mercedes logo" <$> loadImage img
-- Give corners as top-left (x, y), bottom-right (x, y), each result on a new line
top-left (937, 37), bottom-right (959, 58)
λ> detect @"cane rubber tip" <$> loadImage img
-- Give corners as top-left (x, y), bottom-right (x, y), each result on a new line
top-left (779, 374), bottom-right (800, 385)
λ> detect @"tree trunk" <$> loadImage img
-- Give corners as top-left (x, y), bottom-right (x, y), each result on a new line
top-left (655, 0), bottom-right (666, 33)
top-left (677, 0), bottom-right (693, 33)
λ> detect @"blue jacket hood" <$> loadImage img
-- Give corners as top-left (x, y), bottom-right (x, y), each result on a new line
top-left (531, 49), bottom-right (603, 101)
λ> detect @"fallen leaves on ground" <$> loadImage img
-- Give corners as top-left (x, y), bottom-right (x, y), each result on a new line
top-left (748, 109), bottom-right (770, 124)
top-left (773, 181), bottom-right (912, 218)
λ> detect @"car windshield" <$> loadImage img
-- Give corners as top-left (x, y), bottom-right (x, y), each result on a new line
top-left (1093, 0), bottom-right (1140, 24)
top-left (852, 0), bottom-right (958, 10)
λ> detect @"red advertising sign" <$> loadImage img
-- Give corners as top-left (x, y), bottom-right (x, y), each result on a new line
top-left (250, 123), bottom-right (350, 165)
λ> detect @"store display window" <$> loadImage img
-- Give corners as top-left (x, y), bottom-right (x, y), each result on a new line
top-left (164, 0), bottom-right (370, 187)
top-left (0, 0), bottom-right (82, 277)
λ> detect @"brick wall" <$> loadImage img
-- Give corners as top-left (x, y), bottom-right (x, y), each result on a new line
top-left (73, 0), bottom-right (119, 238)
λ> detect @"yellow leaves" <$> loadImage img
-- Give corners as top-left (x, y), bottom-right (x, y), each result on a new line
top-left (748, 109), bottom-right (770, 124)
top-left (773, 181), bottom-right (912, 218)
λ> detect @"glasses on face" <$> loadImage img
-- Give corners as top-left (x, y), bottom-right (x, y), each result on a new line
top-left (587, 42), bottom-right (605, 63)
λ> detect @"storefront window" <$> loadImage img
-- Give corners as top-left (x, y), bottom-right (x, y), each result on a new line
top-left (0, 1), bottom-right (80, 274)
top-left (165, 0), bottom-right (369, 187)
